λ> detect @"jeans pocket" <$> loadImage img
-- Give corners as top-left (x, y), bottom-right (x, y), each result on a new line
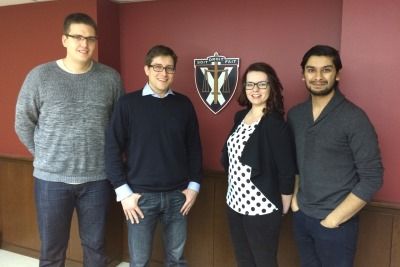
top-left (319, 223), bottom-right (339, 230)
top-left (137, 192), bottom-right (159, 214)
top-left (292, 209), bottom-right (300, 216)
top-left (173, 190), bottom-right (186, 203)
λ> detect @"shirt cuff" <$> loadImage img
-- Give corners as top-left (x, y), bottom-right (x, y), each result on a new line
top-left (188, 181), bottom-right (200, 193)
top-left (115, 184), bottom-right (133, 202)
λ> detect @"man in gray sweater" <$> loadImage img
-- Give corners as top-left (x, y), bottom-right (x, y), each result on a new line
top-left (288, 45), bottom-right (383, 267)
top-left (15, 13), bottom-right (124, 267)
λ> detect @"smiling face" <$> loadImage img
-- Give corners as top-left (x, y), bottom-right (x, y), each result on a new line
top-left (303, 55), bottom-right (340, 97)
top-left (245, 71), bottom-right (270, 108)
top-left (144, 55), bottom-right (175, 97)
top-left (62, 23), bottom-right (96, 66)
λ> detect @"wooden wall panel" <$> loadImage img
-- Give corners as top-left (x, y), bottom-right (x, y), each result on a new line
top-left (0, 159), bottom-right (4, 244)
top-left (213, 175), bottom-right (236, 267)
top-left (68, 212), bottom-right (83, 261)
top-left (1, 158), bottom-right (39, 251)
top-left (354, 211), bottom-right (393, 267)
top-left (391, 216), bottom-right (400, 267)
top-left (278, 213), bottom-right (300, 266)
top-left (185, 177), bottom-right (215, 267)
top-left (0, 156), bottom-right (122, 266)
top-left (1, 157), bottom-right (400, 267)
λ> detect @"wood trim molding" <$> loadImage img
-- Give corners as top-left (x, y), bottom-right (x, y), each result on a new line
top-left (0, 154), bottom-right (33, 162)
top-left (367, 201), bottom-right (400, 214)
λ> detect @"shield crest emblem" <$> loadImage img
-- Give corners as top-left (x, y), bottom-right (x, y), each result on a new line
top-left (194, 52), bottom-right (240, 114)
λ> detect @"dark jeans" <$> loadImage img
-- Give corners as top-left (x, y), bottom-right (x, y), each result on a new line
top-left (34, 178), bottom-right (111, 267)
top-left (227, 206), bottom-right (282, 267)
top-left (127, 190), bottom-right (187, 267)
top-left (293, 209), bottom-right (359, 267)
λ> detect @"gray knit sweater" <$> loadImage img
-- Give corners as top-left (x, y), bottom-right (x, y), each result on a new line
top-left (15, 61), bottom-right (124, 183)
top-left (288, 90), bottom-right (383, 219)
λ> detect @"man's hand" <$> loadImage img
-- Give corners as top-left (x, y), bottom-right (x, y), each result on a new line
top-left (121, 193), bottom-right (144, 224)
top-left (321, 193), bottom-right (367, 228)
top-left (320, 216), bottom-right (339, 228)
top-left (281, 194), bottom-right (292, 215)
top-left (180, 189), bottom-right (198, 216)
top-left (291, 175), bottom-right (300, 212)
top-left (291, 195), bottom-right (299, 212)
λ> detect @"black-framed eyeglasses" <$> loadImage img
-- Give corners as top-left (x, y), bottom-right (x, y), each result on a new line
top-left (149, 64), bottom-right (176, 74)
top-left (65, 34), bottom-right (97, 43)
top-left (244, 81), bottom-right (270, 90)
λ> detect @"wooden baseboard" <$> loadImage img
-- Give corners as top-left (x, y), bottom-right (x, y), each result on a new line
top-left (1, 242), bottom-right (122, 267)
top-left (1, 242), bottom-right (40, 259)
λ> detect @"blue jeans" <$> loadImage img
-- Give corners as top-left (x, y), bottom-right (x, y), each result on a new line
top-left (34, 178), bottom-right (111, 267)
top-left (127, 190), bottom-right (187, 267)
top-left (293, 209), bottom-right (359, 267)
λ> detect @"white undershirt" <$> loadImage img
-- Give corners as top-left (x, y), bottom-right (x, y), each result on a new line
top-left (56, 59), bottom-right (93, 74)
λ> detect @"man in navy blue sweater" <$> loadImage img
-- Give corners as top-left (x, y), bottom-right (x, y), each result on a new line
top-left (105, 45), bottom-right (202, 267)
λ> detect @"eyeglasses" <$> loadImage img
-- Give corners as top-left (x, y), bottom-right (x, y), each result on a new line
top-left (65, 34), bottom-right (97, 44)
top-left (149, 64), bottom-right (176, 74)
top-left (245, 81), bottom-right (270, 90)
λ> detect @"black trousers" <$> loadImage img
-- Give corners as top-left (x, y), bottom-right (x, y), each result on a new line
top-left (227, 206), bottom-right (282, 267)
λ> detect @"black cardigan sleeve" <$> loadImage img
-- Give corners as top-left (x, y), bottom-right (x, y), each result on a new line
top-left (265, 113), bottom-right (296, 195)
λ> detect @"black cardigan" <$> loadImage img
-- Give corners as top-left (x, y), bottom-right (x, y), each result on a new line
top-left (221, 109), bottom-right (296, 212)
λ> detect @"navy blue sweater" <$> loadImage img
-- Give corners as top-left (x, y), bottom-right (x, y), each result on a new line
top-left (105, 90), bottom-right (202, 192)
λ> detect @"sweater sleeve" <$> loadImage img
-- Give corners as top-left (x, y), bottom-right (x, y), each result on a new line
top-left (266, 114), bottom-right (296, 195)
top-left (15, 69), bottom-right (41, 155)
top-left (105, 97), bottom-right (129, 189)
top-left (185, 100), bottom-right (203, 184)
top-left (348, 109), bottom-right (383, 201)
top-left (113, 71), bottom-right (125, 106)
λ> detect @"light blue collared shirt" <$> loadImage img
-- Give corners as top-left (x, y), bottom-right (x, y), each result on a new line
top-left (115, 83), bottom-right (200, 201)
top-left (142, 83), bottom-right (175, 98)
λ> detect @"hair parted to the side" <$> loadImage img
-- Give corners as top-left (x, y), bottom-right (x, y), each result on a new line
top-left (238, 62), bottom-right (285, 116)
top-left (63, 13), bottom-right (97, 35)
top-left (145, 45), bottom-right (178, 67)
top-left (301, 45), bottom-right (342, 72)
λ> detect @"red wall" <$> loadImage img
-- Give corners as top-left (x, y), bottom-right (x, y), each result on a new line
top-left (119, 0), bottom-right (342, 170)
top-left (340, 0), bottom-right (400, 202)
top-left (97, 0), bottom-right (120, 72)
top-left (0, 0), bottom-right (98, 157)
top-left (1, 0), bottom-right (398, 203)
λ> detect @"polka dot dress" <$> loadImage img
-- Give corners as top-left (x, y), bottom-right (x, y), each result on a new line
top-left (226, 120), bottom-right (278, 215)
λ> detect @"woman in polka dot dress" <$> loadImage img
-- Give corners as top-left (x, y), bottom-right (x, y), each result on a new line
top-left (221, 62), bottom-right (297, 267)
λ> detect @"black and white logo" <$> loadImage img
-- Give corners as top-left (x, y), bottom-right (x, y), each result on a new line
top-left (194, 52), bottom-right (240, 114)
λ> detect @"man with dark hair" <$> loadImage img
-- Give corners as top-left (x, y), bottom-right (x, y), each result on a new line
top-left (105, 45), bottom-right (202, 267)
top-left (288, 44), bottom-right (383, 267)
top-left (15, 12), bottom-right (124, 267)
